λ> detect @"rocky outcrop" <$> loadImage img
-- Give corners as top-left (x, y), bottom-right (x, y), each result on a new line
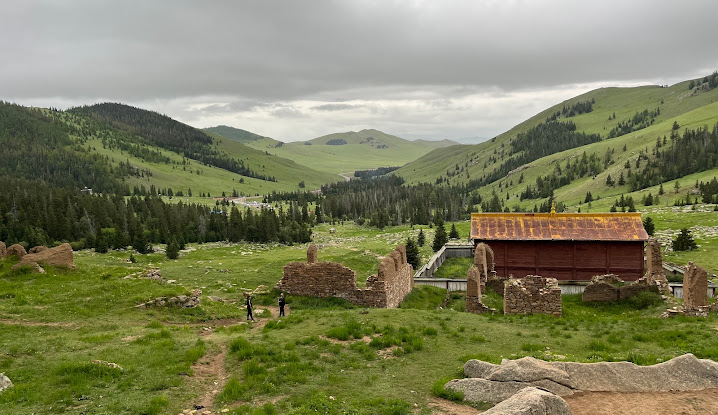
top-left (683, 262), bottom-right (708, 308)
top-left (28, 246), bottom-right (49, 254)
top-left (447, 354), bottom-right (718, 407)
top-left (11, 243), bottom-right (74, 271)
top-left (6, 244), bottom-right (26, 259)
top-left (481, 387), bottom-right (572, 415)
top-left (0, 373), bottom-right (12, 393)
top-left (504, 276), bottom-right (562, 317)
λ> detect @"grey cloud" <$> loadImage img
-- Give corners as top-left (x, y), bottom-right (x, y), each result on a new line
top-left (312, 104), bottom-right (364, 112)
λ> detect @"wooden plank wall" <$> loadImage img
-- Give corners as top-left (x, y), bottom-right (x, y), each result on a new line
top-left (488, 240), bottom-right (644, 281)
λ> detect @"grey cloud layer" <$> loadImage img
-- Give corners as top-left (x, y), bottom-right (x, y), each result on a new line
top-left (2, 1), bottom-right (717, 140)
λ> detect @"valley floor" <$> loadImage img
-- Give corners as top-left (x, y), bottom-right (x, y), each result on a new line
top-left (1, 221), bottom-right (718, 414)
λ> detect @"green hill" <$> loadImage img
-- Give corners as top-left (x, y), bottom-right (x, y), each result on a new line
top-left (2, 102), bottom-right (337, 200)
top-left (396, 72), bottom-right (718, 209)
top-left (209, 127), bottom-right (458, 175)
top-left (203, 125), bottom-right (284, 148)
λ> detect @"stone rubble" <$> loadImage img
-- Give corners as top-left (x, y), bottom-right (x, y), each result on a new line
top-left (136, 289), bottom-right (202, 308)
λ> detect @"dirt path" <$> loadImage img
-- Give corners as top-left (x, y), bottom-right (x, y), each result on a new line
top-left (564, 389), bottom-right (718, 415)
top-left (181, 306), bottom-right (285, 413)
top-left (0, 319), bottom-right (74, 327)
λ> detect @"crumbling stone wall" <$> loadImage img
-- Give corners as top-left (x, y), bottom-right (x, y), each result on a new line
top-left (11, 243), bottom-right (75, 271)
top-left (0, 241), bottom-right (6, 258)
top-left (644, 238), bottom-right (670, 294)
top-left (683, 262), bottom-right (708, 308)
top-left (582, 275), bottom-right (621, 302)
top-left (466, 243), bottom-right (494, 313)
top-left (504, 275), bottom-right (562, 317)
top-left (276, 244), bottom-right (413, 308)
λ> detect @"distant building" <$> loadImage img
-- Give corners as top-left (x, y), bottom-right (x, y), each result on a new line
top-left (469, 209), bottom-right (649, 281)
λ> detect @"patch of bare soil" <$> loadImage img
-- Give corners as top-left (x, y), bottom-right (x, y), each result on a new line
top-left (0, 319), bottom-right (73, 327)
top-left (377, 345), bottom-right (400, 359)
top-left (564, 388), bottom-right (718, 415)
top-left (321, 335), bottom-right (372, 345)
top-left (184, 343), bottom-right (229, 413)
top-left (427, 397), bottom-right (483, 414)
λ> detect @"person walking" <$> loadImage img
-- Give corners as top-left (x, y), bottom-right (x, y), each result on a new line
top-left (246, 294), bottom-right (255, 322)
top-left (278, 292), bottom-right (286, 317)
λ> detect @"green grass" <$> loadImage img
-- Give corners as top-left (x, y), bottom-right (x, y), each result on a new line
top-left (2, 221), bottom-right (718, 413)
top-left (433, 257), bottom-right (473, 279)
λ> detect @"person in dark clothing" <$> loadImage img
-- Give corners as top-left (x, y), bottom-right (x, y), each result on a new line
top-left (246, 294), bottom-right (255, 322)
top-left (278, 292), bottom-right (285, 317)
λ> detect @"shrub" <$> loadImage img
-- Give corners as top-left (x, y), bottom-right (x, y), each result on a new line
top-left (625, 291), bottom-right (663, 309)
top-left (521, 343), bottom-right (544, 352)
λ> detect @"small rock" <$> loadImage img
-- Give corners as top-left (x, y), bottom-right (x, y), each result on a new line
top-left (0, 373), bottom-right (14, 393)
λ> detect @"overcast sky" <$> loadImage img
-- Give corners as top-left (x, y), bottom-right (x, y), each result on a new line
top-left (3, 1), bottom-right (717, 142)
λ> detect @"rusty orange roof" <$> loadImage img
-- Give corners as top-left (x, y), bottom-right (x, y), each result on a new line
top-left (470, 212), bottom-right (649, 241)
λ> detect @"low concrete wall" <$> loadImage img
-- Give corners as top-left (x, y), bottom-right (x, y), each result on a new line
top-left (414, 244), bottom-right (474, 279)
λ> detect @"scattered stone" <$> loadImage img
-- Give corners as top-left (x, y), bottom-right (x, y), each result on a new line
top-left (6, 244), bottom-right (27, 259)
top-left (137, 289), bottom-right (202, 308)
top-left (207, 296), bottom-right (224, 302)
top-left (481, 387), bottom-right (571, 415)
top-left (11, 243), bottom-right (74, 271)
top-left (0, 373), bottom-right (13, 393)
top-left (504, 275), bottom-right (562, 317)
top-left (91, 360), bottom-right (123, 372)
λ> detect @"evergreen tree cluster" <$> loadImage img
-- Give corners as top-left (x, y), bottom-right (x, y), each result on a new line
top-left (688, 71), bottom-right (718, 91)
top-left (0, 177), bottom-right (312, 250)
top-left (607, 108), bottom-right (660, 138)
top-left (672, 228), bottom-right (697, 251)
top-left (699, 177), bottom-right (718, 203)
top-left (353, 166), bottom-right (400, 179)
top-left (520, 150), bottom-right (613, 200)
top-left (547, 99), bottom-right (595, 120)
top-left (609, 195), bottom-right (636, 212)
top-left (632, 124), bottom-right (718, 191)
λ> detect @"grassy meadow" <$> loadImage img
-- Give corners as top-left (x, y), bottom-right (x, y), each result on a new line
top-left (1, 218), bottom-right (718, 414)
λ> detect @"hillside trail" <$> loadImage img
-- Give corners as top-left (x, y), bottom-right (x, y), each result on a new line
top-left (182, 306), bottom-right (282, 414)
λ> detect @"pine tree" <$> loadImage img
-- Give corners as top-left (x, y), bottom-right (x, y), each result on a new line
top-left (166, 238), bottom-right (180, 259)
top-left (672, 228), bottom-right (697, 251)
top-left (449, 223), bottom-right (460, 239)
top-left (417, 228), bottom-right (425, 246)
top-left (432, 222), bottom-right (448, 252)
top-left (95, 228), bottom-right (108, 253)
top-left (405, 237), bottom-right (420, 269)
top-left (642, 216), bottom-right (655, 236)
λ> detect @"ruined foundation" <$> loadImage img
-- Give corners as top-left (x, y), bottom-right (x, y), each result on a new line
top-left (276, 243), bottom-right (414, 308)
top-left (504, 275), bottom-right (562, 317)
top-left (466, 243), bottom-right (494, 313)
top-left (683, 262), bottom-right (708, 309)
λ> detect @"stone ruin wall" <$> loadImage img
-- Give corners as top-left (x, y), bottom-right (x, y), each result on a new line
top-left (582, 274), bottom-right (659, 302)
top-left (466, 243), bottom-right (494, 313)
top-left (276, 243), bottom-right (413, 308)
top-left (683, 262), bottom-right (708, 309)
top-left (644, 237), bottom-right (670, 294)
top-left (504, 275), bottom-right (562, 317)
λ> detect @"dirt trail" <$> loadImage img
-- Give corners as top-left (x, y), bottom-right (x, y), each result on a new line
top-left (181, 306), bottom-right (284, 413)
top-left (0, 319), bottom-right (73, 327)
top-left (564, 389), bottom-right (718, 415)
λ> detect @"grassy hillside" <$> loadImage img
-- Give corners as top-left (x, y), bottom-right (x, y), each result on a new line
top-left (44, 106), bottom-right (338, 198)
top-left (209, 126), bottom-right (458, 175)
top-left (397, 76), bottom-right (718, 189)
top-left (204, 125), bottom-right (283, 148)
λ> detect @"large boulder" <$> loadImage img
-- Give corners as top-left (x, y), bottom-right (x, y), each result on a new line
top-left (487, 357), bottom-right (575, 389)
top-left (464, 359), bottom-right (499, 378)
top-left (481, 387), bottom-right (571, 415)
top-left (6, 244), bottom-right (26, 259)
top-left (445, 378), bottom-right (535, 404)
top-left (28, 246), bottom-right (49, 254)
top-left (11, 243), bottom-right (74, 271)
top-left (0, 373), bottom-right (12, 393)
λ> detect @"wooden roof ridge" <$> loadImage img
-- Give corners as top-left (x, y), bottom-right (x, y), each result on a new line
top-left (470, 212), bottom-right (649, 242)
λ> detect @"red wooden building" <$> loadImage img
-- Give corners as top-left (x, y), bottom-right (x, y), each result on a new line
top-left (470, 211), bottom-right (649, 281)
